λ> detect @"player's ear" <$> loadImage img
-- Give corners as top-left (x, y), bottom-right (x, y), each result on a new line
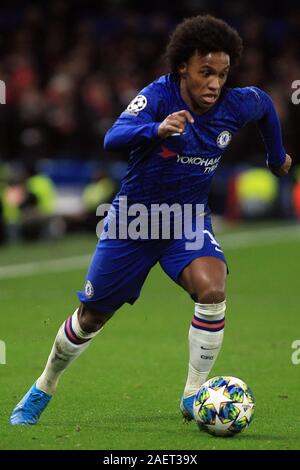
top-left (178, 63), bottom-right (187, 78)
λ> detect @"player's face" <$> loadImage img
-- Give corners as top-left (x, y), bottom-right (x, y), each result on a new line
top-left (179, 51), bottom-right (230, 114)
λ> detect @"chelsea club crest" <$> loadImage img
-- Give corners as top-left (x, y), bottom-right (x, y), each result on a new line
top-left (85, 280), bottom-right (94, 298)
top-left (217, 130), bottom-right (232, 149)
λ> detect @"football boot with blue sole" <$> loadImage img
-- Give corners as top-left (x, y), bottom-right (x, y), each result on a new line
top-left (10, 383), bottom-right (52, 425)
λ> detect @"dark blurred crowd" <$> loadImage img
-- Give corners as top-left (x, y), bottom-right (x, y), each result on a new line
top-left (0, 1), bottom-right (300, 242)
top-left (0, 1), bottom-right (300, 166)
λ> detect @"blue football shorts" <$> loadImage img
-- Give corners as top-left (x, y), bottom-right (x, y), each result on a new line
top-left (77, 215), bottom-right (227, 313)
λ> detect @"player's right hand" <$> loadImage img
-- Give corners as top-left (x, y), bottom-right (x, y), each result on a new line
top-left (158, 110), bottom-right (194, 139)
top-left (270, 153), bottom-right (292, 177)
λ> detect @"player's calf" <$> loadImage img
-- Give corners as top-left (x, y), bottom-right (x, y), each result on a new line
top-left (10, 304), bottom-right (114, 425)
top-left (183, 299), bottom-right (226, 400)
top-left (179, 257), bottom-right (227, 405)
top-left (191, 288), bottom-right (225, 304)
top-left (77, 302), bottom-right (114, 332)
top-left (36, 304), bottom-right (114, 395)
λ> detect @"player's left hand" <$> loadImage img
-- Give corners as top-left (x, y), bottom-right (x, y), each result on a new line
top-left (270, 154), bottom-right (292, 177)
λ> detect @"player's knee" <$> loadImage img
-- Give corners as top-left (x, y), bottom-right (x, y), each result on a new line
top-left (194, 288), bottom-right (226, 304)
top-left (78, 303), bottom-right (114, 333)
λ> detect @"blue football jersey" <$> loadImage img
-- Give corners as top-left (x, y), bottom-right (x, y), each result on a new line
top-left (104, 73), bottom-right (286, 210)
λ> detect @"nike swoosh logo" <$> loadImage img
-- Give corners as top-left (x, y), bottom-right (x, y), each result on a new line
top-left (201, 346), bottom-right (218, 350)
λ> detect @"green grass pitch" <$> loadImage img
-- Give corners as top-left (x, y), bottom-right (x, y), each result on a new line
top-left (1, 224), bottom-right (300, 450)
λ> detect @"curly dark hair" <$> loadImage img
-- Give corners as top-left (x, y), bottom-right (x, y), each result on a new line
top-left (166, 15), bottom-right (243, 72)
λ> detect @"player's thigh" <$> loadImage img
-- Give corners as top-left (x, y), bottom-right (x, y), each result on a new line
top-left (160, 219), bottom-right (228, 303)
top-left (179, 256), bottom-right (227, 303)
top-left (77, 237), bottom-right (158, 314)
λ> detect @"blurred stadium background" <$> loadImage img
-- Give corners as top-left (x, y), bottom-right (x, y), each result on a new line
top-left (0, 0), bottom-right (300, 242)
top-left (1, 0), bottom-right (300, 451)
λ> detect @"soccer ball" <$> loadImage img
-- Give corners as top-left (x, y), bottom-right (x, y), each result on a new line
top-left (193, 376), bottom-right (255, 437)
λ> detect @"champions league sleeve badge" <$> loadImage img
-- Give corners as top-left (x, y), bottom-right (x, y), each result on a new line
top-left (125, 95), bottom-right (148, 116)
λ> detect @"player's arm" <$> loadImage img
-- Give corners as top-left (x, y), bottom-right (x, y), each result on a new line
top-left (104, 85), bottom-right (194, 151)
top-left (104, 85), bottom-right (163, 151)
top-left (240, 87), bottom-right (292, 176)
